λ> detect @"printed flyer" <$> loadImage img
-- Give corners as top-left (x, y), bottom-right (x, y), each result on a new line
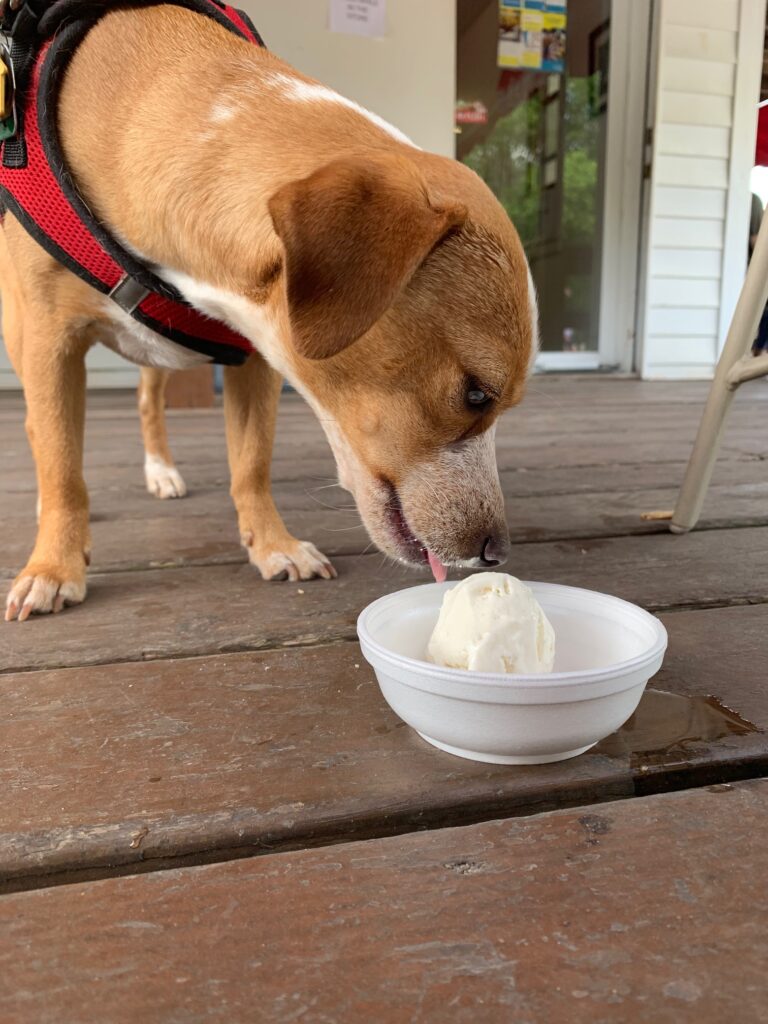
top-left (498, 0), bottom-right (566, 73)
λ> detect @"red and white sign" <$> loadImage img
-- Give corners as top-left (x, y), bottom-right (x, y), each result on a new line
top-left (456, 101), bottom-right (489, 125)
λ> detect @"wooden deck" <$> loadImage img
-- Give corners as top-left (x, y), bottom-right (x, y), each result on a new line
top-left (1, 375), bottom-right (767, 1020)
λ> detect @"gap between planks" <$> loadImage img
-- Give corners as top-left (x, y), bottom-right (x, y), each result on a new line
top-left (3, 744), bottom-right (768, 898)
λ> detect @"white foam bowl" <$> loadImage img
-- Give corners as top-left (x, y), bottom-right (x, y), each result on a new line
top-left (357, 581), bottom-right (668, 765)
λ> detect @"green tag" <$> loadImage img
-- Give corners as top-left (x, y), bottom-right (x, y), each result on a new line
top-left (0, 53), bottom-right (13, 138)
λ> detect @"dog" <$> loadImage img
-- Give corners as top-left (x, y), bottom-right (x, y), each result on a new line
top-left (1, 1), bottom-right (536, 622)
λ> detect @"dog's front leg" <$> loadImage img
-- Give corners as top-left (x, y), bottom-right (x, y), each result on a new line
top-left (5, 329), bottom-right (90, 621)
top-left (223, 352), bottom-right (336, 582)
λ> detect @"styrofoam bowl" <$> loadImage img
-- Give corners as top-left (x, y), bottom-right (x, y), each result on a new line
top-left (357, 581), bottom-right (667, 765)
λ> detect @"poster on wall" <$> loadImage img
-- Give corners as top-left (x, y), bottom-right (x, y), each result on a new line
top-left (329, 0), bottom-right (387, 39)
top-left (541, 1), bottom-right (567, 72)
top-left (497, 0), bottom-right (566, 73)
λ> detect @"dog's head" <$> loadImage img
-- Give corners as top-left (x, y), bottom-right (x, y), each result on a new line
top-left (267, 152), bottom-right (536, 578)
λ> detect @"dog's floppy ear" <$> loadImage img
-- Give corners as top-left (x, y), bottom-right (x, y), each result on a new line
top-left (268, 154), bottom-right (466, 360)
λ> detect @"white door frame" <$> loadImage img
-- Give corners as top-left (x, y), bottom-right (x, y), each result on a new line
top-left (536, 0), bottom-right (652, 372)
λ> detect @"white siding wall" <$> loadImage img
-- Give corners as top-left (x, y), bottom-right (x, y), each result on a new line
top-left (641, 0), bottom-right (767, 379)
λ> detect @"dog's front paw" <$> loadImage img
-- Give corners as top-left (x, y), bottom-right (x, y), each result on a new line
top-left (246, 536), bottom-right (338, 582)
top-left (5, 564), bottom-right (87, 622)
top-left (144, 455), bottom-right (187, 499)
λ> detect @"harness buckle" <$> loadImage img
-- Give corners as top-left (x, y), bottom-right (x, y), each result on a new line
top-left (109, 275), bottom-right (151, 314)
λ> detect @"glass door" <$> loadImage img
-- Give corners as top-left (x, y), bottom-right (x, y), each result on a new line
top-left (456, 0), bottom-right (649, 370)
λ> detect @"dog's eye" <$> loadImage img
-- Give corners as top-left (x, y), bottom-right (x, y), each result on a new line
top-left (466, 388), bottom-right (491, 408)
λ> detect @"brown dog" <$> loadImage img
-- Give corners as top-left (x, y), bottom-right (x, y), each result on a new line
top-left (2, 4), bottom-right (536, 622)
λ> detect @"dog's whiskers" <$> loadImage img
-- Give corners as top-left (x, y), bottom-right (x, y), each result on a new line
top-left (526, 386), bottom-right (562, 407)
top-left (304, 491), bottom-right (357, 512)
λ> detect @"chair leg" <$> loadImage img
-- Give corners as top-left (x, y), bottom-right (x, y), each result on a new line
top-left (670, 206), bottom-right (768, 534)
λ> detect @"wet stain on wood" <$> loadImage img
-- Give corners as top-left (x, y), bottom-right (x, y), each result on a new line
top-left (598, 689), bottom-right (759, 769)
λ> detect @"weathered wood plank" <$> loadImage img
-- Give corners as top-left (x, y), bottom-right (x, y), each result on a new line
top-left (2, 479), bottom-right (767, 578)
top-left (1, 393), bottom-right (762, 437)
top-left (0, 645), bottom-right (631, 883)
top-left (1, 528), bottom-right (766, 673)
top-left (2, 382), bottom-right (767, 575)
top-left (0, 377), bottom-right (728, 418)
top-left (3, 443), bottom-right (766, 513)
top-left (0, 370), bottom-right (758, 406)
top-left (85, 418), bottom-right (766, 462)
top-left (3, 432), bottom-right (765, 483)
top-left (0, 604), bottom-right (765, 883)
top-left (2, 780), bottom-right (767, 1023)
top-left (1, 379), bottom-right (765, 477)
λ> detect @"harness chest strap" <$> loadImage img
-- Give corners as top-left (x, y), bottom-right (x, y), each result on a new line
top-left (0, 0), bottom-right (264, 365)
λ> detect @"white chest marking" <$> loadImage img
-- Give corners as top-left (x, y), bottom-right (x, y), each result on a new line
top-left (157, 268), bottom-right (290, 371)
top-left (97, 301), bottom-right (212, 370)
top-left (158, 267), bottom-right (359, 486)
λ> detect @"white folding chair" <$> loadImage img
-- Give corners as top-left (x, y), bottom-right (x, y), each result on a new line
top-left (669, 203), bottom-right (768, 533)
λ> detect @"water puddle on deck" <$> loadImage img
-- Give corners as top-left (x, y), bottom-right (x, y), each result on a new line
top-left (596, 689), bottom-right (759, 768)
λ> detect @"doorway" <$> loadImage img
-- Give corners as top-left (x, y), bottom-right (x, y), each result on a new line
top-left (456, 0), bottom-right (651, 370)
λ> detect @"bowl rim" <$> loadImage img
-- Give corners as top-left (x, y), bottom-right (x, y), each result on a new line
top-left (356, 580), bottom-right (668, 688)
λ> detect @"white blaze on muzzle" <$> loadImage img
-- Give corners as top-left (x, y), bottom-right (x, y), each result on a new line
top-left (398, 424), bottom-right (506, 572)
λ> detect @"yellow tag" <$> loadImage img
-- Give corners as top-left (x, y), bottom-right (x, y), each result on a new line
top-left (0, 61), bottom-right (9, 120)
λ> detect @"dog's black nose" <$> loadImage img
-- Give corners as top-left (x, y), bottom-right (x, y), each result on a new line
top-left (480, 534), bottom-right (510, 567)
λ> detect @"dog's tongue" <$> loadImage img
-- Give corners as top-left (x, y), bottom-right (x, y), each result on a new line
top-left (427, 550), bottom-right (448, 583)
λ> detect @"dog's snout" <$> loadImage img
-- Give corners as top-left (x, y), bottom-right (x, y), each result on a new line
top-left (480, 534), bottom-right (510, 567)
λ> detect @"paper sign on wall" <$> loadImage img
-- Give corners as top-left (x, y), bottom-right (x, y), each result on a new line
top-left (330, 0), bottom-right (387, 39)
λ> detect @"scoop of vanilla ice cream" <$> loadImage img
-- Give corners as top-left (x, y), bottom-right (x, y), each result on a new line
top-left (427, 572), bottom-right (555, 674)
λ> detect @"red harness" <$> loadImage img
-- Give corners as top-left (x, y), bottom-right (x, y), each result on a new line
top-left (0, 0), bottom-right (262, 365)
